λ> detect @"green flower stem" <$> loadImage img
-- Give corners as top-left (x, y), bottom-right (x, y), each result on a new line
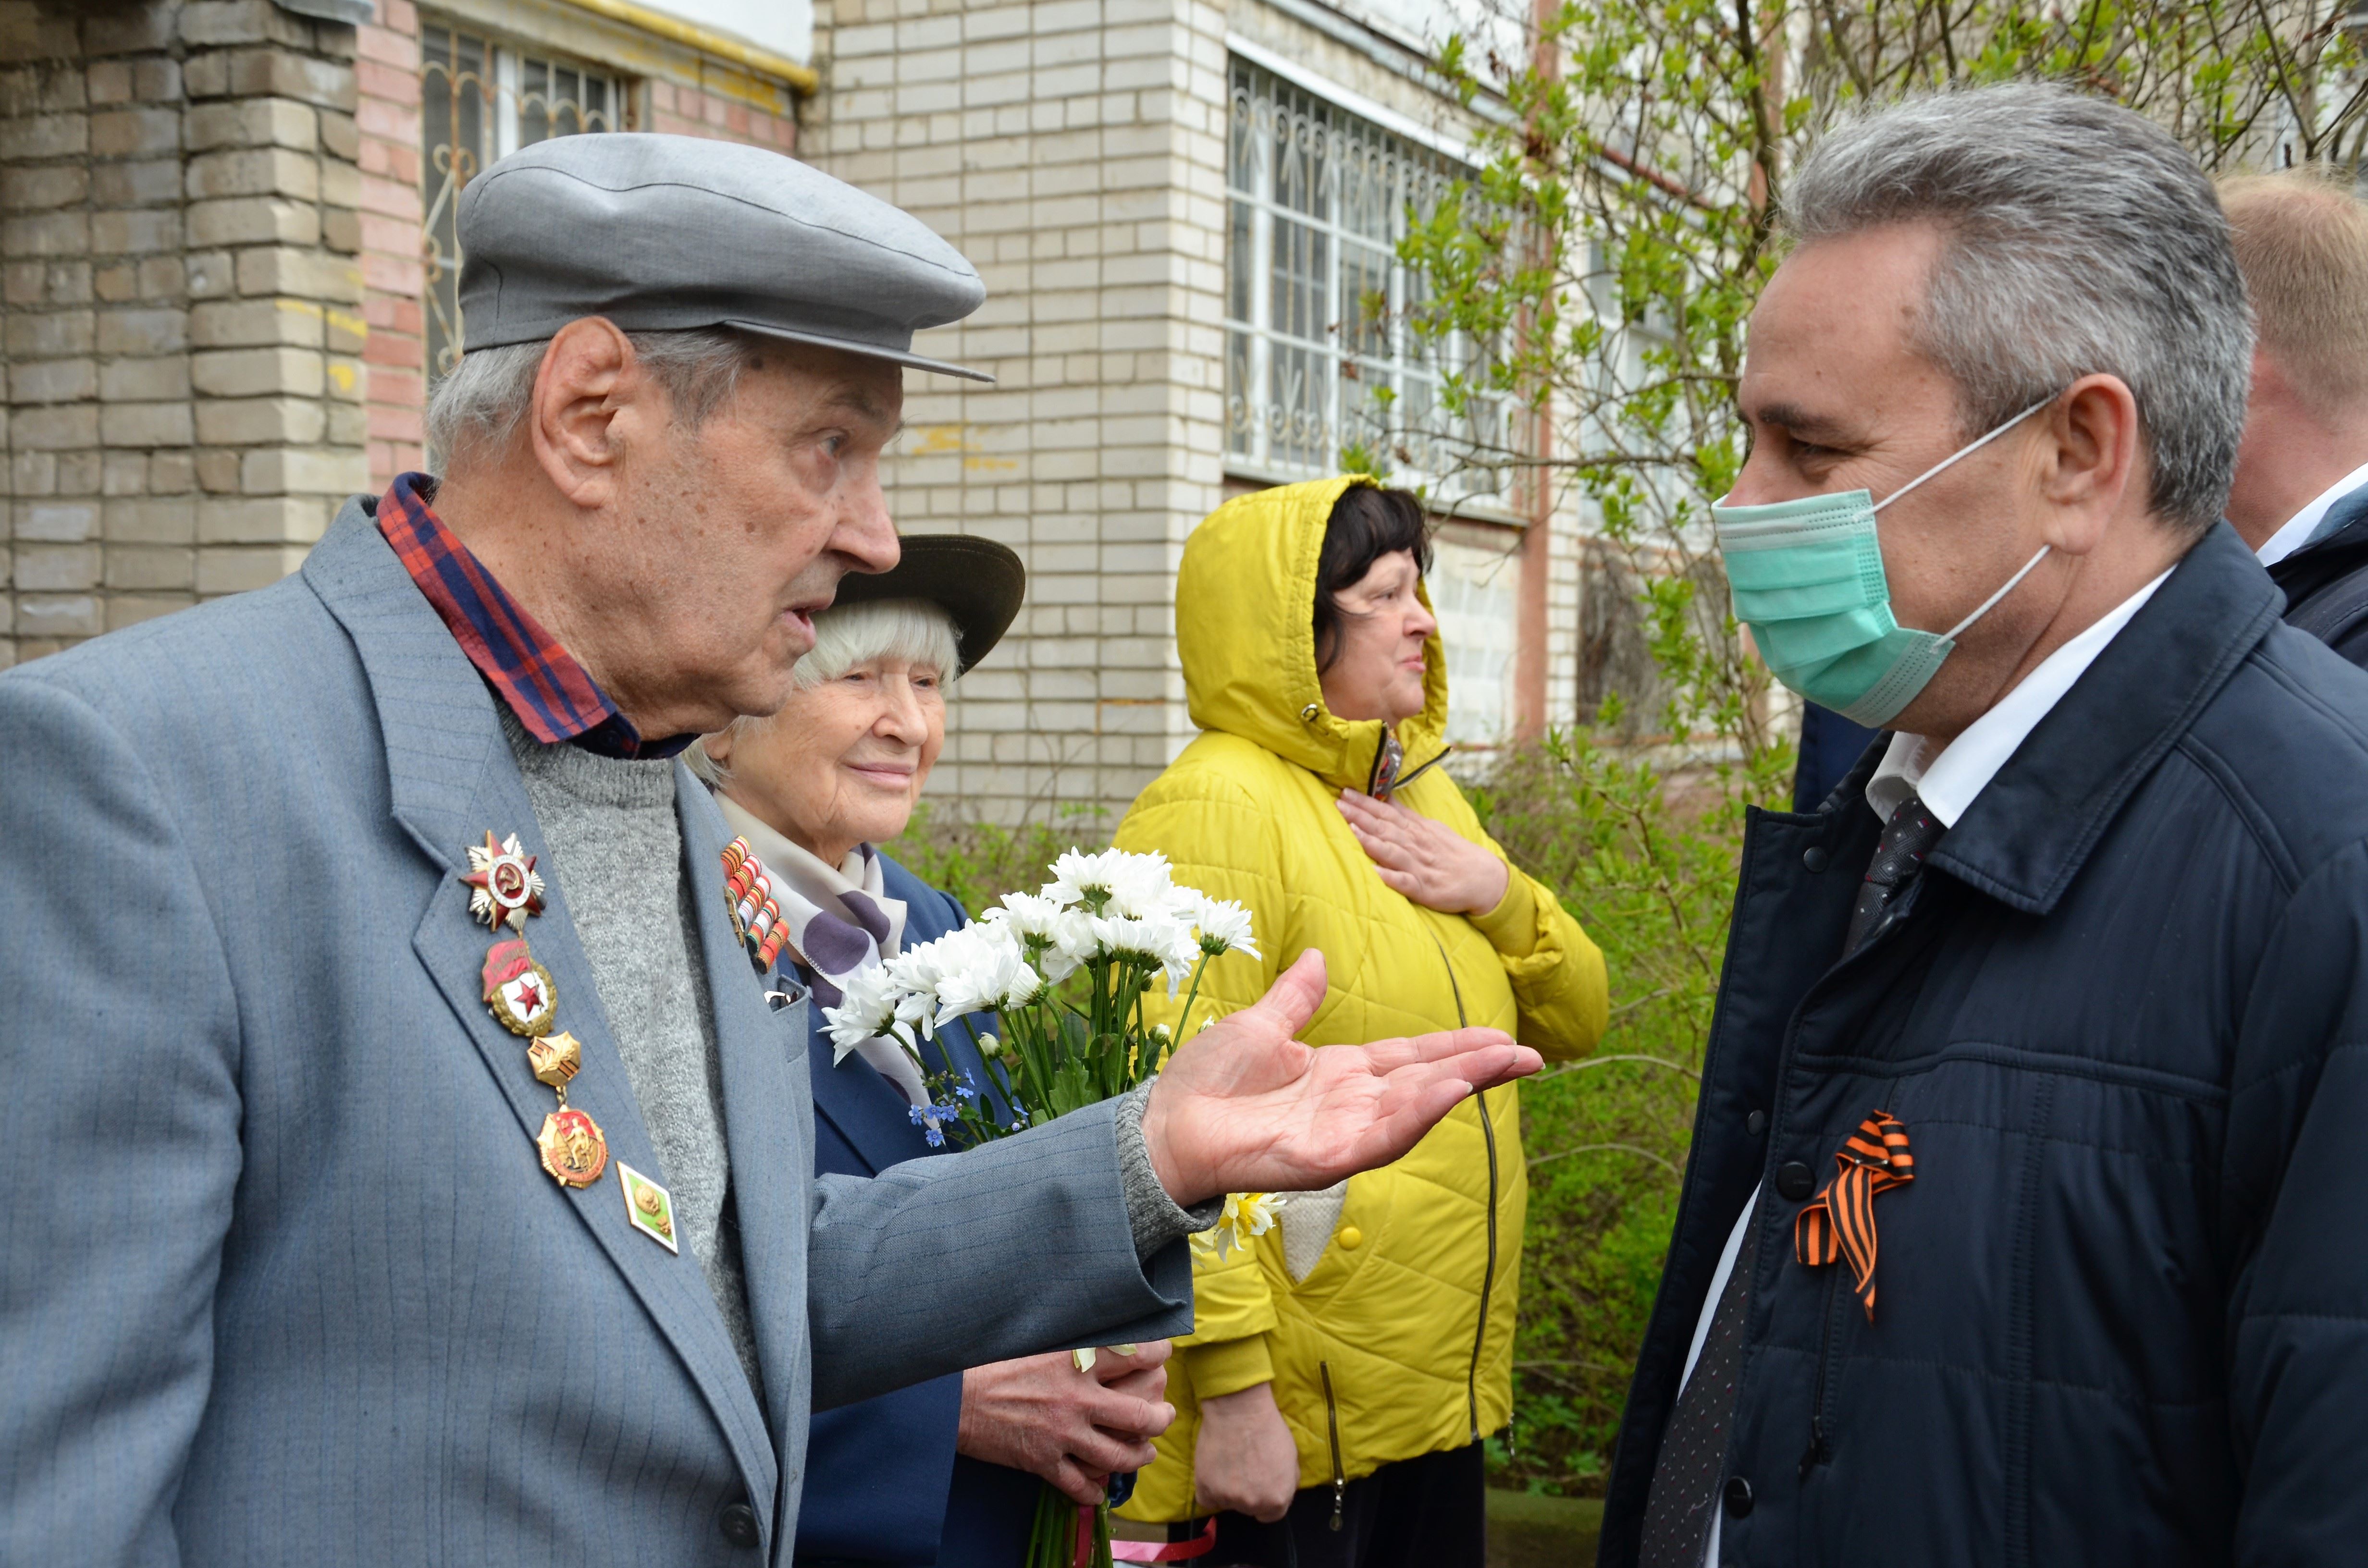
top-left (1172, 953), bottom-right (1214, 1047)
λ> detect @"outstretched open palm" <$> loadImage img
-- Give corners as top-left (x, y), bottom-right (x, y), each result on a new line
top-left (1139, 950), bottom-right (1540, 1204)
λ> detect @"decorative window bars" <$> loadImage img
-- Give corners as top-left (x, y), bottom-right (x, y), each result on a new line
top-left (1223, 59), bottom-right (1514, 506)
top-left (420, 23), bottom-right (624, 384)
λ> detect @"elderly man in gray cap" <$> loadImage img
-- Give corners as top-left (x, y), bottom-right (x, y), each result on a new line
top-left (0, 135), bottom-right (1538, 1568)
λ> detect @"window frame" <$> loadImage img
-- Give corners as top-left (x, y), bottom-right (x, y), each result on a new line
top-left (1221, 57), bottom-right (1519, 516)
top-left (419, 17), bottom-right (632, 389)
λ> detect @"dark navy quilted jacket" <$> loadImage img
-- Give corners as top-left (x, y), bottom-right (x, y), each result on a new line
top-left (1601, 524), bottom-right (2368, 1566)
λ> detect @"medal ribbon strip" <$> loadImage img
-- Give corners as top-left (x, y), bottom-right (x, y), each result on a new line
top-left (1793, 1110), bottom-right (1913, 1321)
top-left (722, 836), bottom-right (790, 972)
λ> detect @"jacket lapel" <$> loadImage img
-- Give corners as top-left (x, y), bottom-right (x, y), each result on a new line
top-left (676, 775), bottom-right (816, 1558)
top-left (304, 500), bottom-right (780, 1518)
top-left (1931, 522), bottom-right (2283, 915)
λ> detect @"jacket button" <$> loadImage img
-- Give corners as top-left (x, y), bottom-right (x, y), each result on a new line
top-left (1802, 845), bottom-right (1830, 872)
top-left (1746, 1109), bottom-right (1767, 1137)
top-left (1337, 1226), bottom-right (1363, 1250)
top-left (1776, 1160), bottom-right (1815, 1201)
top-left (1725, 1475), bottom-right (1754, 1518)
top-left (717, 1501), bottom-right (761, 1549)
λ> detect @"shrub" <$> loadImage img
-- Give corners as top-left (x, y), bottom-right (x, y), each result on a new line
top-left (1469, 732), bottom-right (1790, 1496)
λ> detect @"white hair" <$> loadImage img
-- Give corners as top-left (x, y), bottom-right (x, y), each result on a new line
top-left (1784, 85), bottom-right (2253, 533)
top-left (424, 326), bottom-right (761, 472)
top-left (686, 598), bottom-right (961, 787)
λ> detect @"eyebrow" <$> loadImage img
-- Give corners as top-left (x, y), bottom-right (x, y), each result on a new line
top-left (817, 384), bottom-right (898, 430)
top-left (1748, 400), bottom-right (1865, 447)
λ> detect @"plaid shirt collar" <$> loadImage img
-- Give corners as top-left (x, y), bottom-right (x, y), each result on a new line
top-left (376, 472), bottom-right (690, 760)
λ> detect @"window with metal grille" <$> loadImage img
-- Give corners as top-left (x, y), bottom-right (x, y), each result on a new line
top-left (420, 23), bottom-right (625, 385)
top-left (1223, 59), bottom-right (1512, 505)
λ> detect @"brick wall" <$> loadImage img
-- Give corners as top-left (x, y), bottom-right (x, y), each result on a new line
top-left (809, 0), bottom-right (1574, 821)
top-left (0, 0), bottom-right (367, 670)
top-left (809, 0), bottom-right (1234, 825)
top-left (1, 0), bottom-right (814, 665)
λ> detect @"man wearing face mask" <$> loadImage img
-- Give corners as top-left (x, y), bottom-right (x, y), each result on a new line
top-left (1597, 86), bottom-right (2368, 1568)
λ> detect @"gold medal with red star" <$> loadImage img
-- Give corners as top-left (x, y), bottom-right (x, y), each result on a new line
top-left (481, 937), bottom-right (557, 1037)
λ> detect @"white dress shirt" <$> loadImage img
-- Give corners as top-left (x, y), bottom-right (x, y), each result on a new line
top-left (1680, 565), bottom-right (2172, 1564)
top-left (2255, 459), bottom-right (2368, 568)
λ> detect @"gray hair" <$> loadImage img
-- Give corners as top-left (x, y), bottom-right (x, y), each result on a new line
top-left (425, 326), bottom-right (762, 472)
top-left (1782, 85), bottom-right (2253, 533)
top-left (686, 598), bottom-right (961, 788)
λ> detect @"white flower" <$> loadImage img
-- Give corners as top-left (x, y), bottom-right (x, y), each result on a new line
top-left (1047, 847), bottom-right (1177, 918)
top-left (977, 1032), bottom-right (1002, 1058)
top-left (1089, 912), bottom-right (1200, 992)
top-left (1209, 1191), bottom-right (1285, 1261)
top-left (985, 890), bottom-right (1068, 946)
top-left (1036, 907), bottom-right (1100, 984)
top-left (893, 988), bottom-right (939, 1041)
top-left (935, 925), bottom-right (1043, 1018)
top-left (822, 965), bottom-right (903, 1063)
top-left (1188, 894), bottom-right (1259, 960)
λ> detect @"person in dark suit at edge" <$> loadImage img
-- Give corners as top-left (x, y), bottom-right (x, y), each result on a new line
top-left (2222, 172), bottom-right (2368, 661)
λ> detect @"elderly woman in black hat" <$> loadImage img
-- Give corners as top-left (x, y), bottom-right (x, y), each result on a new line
top-left (692, 536), bottom-right (1172, 1568)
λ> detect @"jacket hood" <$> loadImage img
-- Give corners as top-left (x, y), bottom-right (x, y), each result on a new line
top-left (1175, 475), bottom-right (1449, 793)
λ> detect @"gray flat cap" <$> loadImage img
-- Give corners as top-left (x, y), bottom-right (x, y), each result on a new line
top-left (456, 133), bottom-right (991, 381)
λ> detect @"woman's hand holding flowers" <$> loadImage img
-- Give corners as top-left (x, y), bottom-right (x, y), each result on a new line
top-left (956, 1341), bottom-right (1175, 1503)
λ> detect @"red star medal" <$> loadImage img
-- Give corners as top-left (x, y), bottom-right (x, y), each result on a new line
top-left (481, 937), bottom-right (556, 1038)
top-left (462, 831), bottom-right (546, 931)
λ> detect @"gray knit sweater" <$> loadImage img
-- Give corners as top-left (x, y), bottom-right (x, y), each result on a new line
top-left (501, 711), bottom-right (762, 1392)
top-left (499, 713), bottom-right (1212, 1407)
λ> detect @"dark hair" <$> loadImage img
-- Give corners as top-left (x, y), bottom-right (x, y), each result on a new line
top-left (1313, 485), bottom-right (1431, 673)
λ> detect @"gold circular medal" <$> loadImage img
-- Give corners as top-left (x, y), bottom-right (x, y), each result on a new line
top-left (481, 937), bottom-right (556, 1039)
top-left (537, 1107), bottom-right (609, 1188)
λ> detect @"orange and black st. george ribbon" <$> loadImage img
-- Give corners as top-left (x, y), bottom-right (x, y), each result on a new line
top-left (1793, 1112), bottom-right (1913, 1321)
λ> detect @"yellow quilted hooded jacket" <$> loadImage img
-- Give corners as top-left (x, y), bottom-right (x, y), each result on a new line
top-left (1113, 476), bottom-right (1609, 1523)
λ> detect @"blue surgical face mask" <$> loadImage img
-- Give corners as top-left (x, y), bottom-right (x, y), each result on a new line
top-left (1713, 399), bottom-right (2056, 728)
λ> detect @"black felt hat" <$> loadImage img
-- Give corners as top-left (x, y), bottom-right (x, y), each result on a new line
top-left (831, 534), bottom-right (1027, 674)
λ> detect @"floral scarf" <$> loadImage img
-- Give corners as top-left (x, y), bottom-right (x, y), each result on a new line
top-left (713, 796), bottom-right (923, 1105)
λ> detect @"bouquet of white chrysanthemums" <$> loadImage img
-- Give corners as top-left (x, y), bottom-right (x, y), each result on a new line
top-left (821, 847), bottom-right (1277, 1568)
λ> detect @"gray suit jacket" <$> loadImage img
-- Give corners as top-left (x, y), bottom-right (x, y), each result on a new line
top-left (0, 498), bottom-right (1191, 1567)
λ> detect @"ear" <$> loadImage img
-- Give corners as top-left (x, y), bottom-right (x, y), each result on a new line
top-left (699, 722), bottom-right (737, 771)
top-left (527, 317), bottom-right (658, 509)
top-left (2037, 372), bottom-right (2143, 557)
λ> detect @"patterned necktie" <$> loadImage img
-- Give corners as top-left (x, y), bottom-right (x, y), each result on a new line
top-left (1639, 1220), bottom-right (1763, 1568)
top-left (1841, 793), bottom-right (1946, 958)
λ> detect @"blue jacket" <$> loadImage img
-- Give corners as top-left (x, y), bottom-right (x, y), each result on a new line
top-left (0, 497), bottom-right (1195, 1568)
top-left (794, 857), bottom-right (1041, 1568)
top-left (2269, 480), bottom-right (2368, 666)
top-left (1790, 703), bottom-right (1883, 813)
top-left (1601, 524), bottom-right (2368, 1566)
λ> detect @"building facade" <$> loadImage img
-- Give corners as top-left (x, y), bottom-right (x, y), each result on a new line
top-left (2, 0), bottom-right (1595, 821)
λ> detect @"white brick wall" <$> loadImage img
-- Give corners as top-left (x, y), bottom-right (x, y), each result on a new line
top-left (817, 0), bottom-right (1603, 820)
top-left (811, 0), bottom-right (1234, 825)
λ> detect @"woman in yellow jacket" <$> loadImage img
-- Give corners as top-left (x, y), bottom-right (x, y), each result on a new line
top-left (1113, 476), bottom-right (1608, 1565)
